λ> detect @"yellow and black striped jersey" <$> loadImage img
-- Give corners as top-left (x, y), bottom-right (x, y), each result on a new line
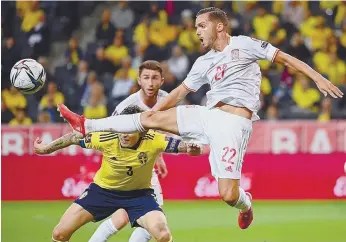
top-left (79, 130), bottom-right (169, 190)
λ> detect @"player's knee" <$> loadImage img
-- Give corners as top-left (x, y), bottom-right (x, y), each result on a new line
top-left (52, 226), bottom-right (70, 241)
top-left (219, 186), bottom-right (240, 206)
top-left (156, 228), bottom-right (172, 242)
top-left (150, 222), bottom-right (171, 242)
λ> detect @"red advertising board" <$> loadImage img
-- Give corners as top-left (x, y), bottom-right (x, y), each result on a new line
top-left (2, 153), bottom-right (346, 201)
top-left (2, 121), bottom-right (346, 155)
top-left (1, 155), bottom-right (101, 200)
top-left (160, 153), bottom-right (346, 200)
top-left (2, 122), bottom-right (345, 200)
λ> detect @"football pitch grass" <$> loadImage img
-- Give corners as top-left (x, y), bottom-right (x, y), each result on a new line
top-left (2, 200), bottom-right (346, 242)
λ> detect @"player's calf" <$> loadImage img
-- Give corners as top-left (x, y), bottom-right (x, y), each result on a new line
top-left (218, 179), bottom-right (253, 229)
top-left (218, 181), bottom-right (240, 206)
top-left (218, 178), bottom-right (251, 212)
top-left (218, 178), bottom-right (243, 206)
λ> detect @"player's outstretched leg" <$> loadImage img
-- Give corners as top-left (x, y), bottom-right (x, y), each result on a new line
top-left (136, 211), bottom-right (173, 242)
top-left (89, 209), bottom-right (129, 242)
top-left (57, 104), bottom-right (179, 137)
top-left (52, 203), bottom-right (94, 241)
top-left (218, 178), bottom-right (253, 229)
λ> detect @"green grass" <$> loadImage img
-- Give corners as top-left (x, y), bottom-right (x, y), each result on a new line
top-left (2, 200), bottom-right (346, 242)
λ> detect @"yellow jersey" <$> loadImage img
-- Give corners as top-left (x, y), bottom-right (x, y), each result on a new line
top-left (79, 130), bottom-right (169, 191)
top-left (39, 92), bottom-right (65, 109)
top-left (83, 104), bottom-right (108, 119)
top-left (9, 117), bottom-right (32, 126)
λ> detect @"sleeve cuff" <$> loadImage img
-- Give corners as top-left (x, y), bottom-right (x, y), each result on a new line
top-left (182, 82), bottom-right (197, 93)
top-left (266, 47), bottom-right (279, 62)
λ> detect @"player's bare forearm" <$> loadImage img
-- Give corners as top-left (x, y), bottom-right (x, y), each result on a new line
top-left (155, 153), bottom-right (168, 178)
top-left (34, 132), bottom-right (82, 154)
top-left (274, 51), bottom-right (343, 98)
top-left (274, 51), bottom-right (318, 79)
top-left (153, 84), bottom-right (190, 111)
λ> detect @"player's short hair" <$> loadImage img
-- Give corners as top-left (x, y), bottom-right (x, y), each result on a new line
top-left (139, 60), bottom-right (163, 77)
top-left (196, 7), bottom-right (228, 26)
top-left (120, 105), bottom-right (144, 115)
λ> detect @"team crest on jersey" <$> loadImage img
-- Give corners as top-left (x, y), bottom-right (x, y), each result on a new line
top-left (231, 49), bottom-right (239, 60)
top-left (79, 191), bottom-right (88, 199)
top-left (85, 133), bottom-right (92, 143)
top-left (137, 152), bottom-right (148, 165)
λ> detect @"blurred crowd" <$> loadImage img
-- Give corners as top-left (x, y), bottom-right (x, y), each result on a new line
top-left (2, 1), bottom-right (346, 126)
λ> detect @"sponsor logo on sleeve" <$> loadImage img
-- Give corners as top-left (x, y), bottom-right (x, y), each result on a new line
top-left (261, 41), bottom-right (269, 49)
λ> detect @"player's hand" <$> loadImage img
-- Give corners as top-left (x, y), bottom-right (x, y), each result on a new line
top-left (187, 143), bottom-right (203, 156)
top-left (34, 137), bottom-right (47, 154)
top-left (315, 77), bottom-right (343, 98)
top-left (156, 155), bottom-right (168, 178)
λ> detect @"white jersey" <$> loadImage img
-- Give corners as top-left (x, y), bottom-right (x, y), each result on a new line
top-left (183, 35), bottom-right (279, 121)
top-left (112, 89), bottom-right (169, 115)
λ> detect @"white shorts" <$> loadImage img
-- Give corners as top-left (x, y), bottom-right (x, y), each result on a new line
top-left (151, 170), bottom-right (163, 206)
top-left (177, 105), bottom-right (252, 179)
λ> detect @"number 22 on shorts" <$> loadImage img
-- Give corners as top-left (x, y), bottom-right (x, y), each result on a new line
top-left (221, 147), bottom-right (236, 172)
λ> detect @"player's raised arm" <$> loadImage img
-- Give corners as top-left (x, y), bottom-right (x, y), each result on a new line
top-left (273, 51), bottom-right (343, 98)
top-left (34, 132), bottom-right (82, 154)
top-left (244, 36), bottom-right (343, 99)
top-left (152, 84), bottom-right (190, 111)
top-left (153, 57), bottom-right (208, 112)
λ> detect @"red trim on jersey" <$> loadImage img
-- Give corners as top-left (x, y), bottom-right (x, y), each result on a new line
top-left (182, 82), bottom-right (197, 93)
top-left (271, 48), bottom-right (280, 63)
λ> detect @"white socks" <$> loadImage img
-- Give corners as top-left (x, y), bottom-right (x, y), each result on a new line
top-left (85, 114), bottom-right (146, 134)
top-left (88, 218), bottom-right (152, 242)
top-left (129, 227), bottom-right (152, 242)
top-left (234, 188), bottom-right (251, 213)
top-left (88, 218), bottom-right (118, 242)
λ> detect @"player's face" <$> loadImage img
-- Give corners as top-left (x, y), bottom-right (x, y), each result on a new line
top-left (138, 69), bottom-right (164, 97)
top-left (195, 13), bottom-right (217, 50)
top-left (119, 133), bottom-right (141, 148)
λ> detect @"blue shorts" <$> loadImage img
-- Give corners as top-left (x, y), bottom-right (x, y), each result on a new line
top-left (74, 183), bottom-right (162, 227)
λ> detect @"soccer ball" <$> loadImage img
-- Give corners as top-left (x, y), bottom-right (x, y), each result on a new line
top-left (10, 58), bottom-right (46, 94)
